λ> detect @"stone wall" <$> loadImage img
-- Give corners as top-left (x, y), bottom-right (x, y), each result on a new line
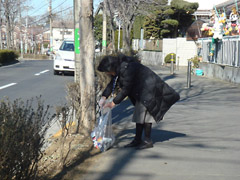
top-left (138, 51), bottom-right (163, 66)
top-left (200, 62), bottom-right (240, 84)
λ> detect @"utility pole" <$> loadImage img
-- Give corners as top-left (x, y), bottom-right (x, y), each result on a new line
top-left (0, 2), bottom-right (2, 50)
top-left (102, 0), bottom-right (107, 55)
top-left (18, 0), bottom-right (23, 58)
top-left (49, 0), bottom-right (53, 54)
top-left (74, 0), bottom-right (80, 82)
top-left (25, 16), bottom-right (28, 53)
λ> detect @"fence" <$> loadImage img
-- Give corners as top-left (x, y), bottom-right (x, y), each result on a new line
top-left (132, 39), bottom-right (162, 52)
top-left (198, 36), bottom-right (240, 67)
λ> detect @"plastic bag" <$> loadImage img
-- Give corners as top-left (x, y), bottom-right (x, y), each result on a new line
top-left (91, 107), bottom-right (115, 152)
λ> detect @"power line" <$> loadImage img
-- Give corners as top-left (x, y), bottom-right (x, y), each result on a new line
top-left (28, 6), bottom-right (73, 26)
top-left (28, 0), bottom-right (58, 16)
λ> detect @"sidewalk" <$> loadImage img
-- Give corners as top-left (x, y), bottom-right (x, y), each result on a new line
top-left (82, 66), bottom-right (240, 180)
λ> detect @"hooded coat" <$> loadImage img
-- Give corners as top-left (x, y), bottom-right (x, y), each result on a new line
top-left (98, 56), bottom-right (180, 123)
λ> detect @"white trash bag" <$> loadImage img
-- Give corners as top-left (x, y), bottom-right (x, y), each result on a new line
top-left (91, 108), bottom-right (115, 152)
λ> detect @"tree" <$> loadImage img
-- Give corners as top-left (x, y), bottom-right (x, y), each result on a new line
top-left (106, 0), bottom-right (167, 53)
top-left (140, 0), bottom-right (198, 39)
top-left (1, 0), bottom-right (28, 50)
top-left (143, 10), bottom-right (163, 39)
top-left (79, 0), bottom-right (95, 135)
top-left (169, 0), bottom-right (198, 37)
top-left (94, 14), bottom-right (103, 45)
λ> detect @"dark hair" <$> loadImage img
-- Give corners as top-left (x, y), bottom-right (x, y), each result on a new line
top-left (97, 56), bottom-right (119, 72)
top-left (97, 54), bottom-right (139, 73)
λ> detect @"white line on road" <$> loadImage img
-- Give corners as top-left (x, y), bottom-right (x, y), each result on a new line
top-left (0, 83), bottom-right (17, 90)
top-left (35, 69), bottom-right (50, 76)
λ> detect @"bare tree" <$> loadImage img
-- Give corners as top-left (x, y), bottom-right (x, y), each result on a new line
top-left (1, 0), bottom-right (27, 50)
top-left (79, 0), bottom-right (95, 135)
top-left (106, 0), bottom-right (166, 53)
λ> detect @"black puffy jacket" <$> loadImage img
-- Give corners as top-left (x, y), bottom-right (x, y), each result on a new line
top-left (102, 60), bottom-right (180, 122)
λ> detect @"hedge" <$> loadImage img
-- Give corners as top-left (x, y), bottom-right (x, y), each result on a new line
top-left (164, 53), bottom-right (176, 63)
top-left (0, 50), bottom-right (19, 65)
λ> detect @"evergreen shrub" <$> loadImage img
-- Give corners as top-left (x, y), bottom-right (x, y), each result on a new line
top-left (164, 53), bottom-right (176, 63)
top-left (0, 50), bottom-right (19, 65)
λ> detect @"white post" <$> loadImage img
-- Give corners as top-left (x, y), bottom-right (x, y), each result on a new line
top-left (118, 21), bottom-right (121, 51)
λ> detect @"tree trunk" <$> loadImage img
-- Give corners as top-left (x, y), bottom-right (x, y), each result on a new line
top-left (79, 0), bottom-right (95, 135)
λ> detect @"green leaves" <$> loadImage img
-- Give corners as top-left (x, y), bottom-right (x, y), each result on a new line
top-left (161, 19), bottom-right (179, 26)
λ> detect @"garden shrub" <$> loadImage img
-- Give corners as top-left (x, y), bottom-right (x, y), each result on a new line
top-left (0, 50), bottom-right (19, 65)
top-left (164, 53), bottom-right (176, 63)
top-left (0, 97), bottom-right (53, 180)
top-left (188, 56), bottom-right (200, 68)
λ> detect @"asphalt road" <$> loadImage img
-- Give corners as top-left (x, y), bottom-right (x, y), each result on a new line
top-left (0, 60), bottom-right (74, 138)
top-left (0, 60), bottom-right (74, 109)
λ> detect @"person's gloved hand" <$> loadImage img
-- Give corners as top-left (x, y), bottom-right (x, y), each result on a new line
top-left (99, 96), bottom-right (106, 108)
top-left (103, 101), bottom-right (115, 109)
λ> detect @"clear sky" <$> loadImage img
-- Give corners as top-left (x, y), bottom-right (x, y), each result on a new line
top-left (27, 0), bottom-right (102, 17)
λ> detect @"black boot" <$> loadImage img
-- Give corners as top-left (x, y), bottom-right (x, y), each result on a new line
top-left (124, 123), bottom-right (143, 148)
top-left (137, 123), bottom-right (153, 150)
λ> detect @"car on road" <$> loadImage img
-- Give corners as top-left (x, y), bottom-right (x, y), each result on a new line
top-left (53, 39), bottom-right (75, 75)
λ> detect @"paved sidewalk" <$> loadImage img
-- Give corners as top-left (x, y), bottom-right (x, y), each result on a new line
top-left (82, 66), bottom-right (240, 180)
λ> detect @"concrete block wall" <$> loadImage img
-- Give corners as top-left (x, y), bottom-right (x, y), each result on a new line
top-left (163, 38), bottom-right (197, 66)
top-left (138, 51), bottom-right (163, 66)
top-left (200, 62), bottom-right (240, 84)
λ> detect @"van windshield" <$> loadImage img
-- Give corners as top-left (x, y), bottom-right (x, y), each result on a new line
top-left (59, 41), bottom-right (74, 51)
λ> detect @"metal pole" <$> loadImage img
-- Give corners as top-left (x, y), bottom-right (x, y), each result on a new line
top-left (140, 28), bottom-right (144, 50)
top-left (49, 0), bottom-right (53, 55)
top-left (25, 17), bottom-right (28, 54)
top-left (74, 0), bottom-right (81, 82)
top-left (170, 53), bottom-right (174, 74)
top-left (187, 61), bottom-right (192, 88)
top-left (177, 56), bottom-right (180, 70)
top-left (118, 19), bottom-right (121, 51)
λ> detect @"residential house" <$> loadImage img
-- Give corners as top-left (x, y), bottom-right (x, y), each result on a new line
top-left (43, 21), bottom-right (74, 52)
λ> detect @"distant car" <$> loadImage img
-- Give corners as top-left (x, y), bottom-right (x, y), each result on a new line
top-left (53, 40), bottom-right (75, 75)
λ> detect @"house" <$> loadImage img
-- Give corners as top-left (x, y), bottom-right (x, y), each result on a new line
top-left (43, 21), bottom-right (74, 52)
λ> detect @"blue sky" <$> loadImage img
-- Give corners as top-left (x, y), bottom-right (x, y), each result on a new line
top-left (27, 0), bottom-right (102, 17)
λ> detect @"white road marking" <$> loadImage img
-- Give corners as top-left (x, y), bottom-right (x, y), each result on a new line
top-left (0, 83), bottom-right (17, 90)
top-left (35, 69), bottom-right (50, 76)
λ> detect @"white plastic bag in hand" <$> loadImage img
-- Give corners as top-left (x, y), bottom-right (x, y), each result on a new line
top-left (99, 97), bottom-right (106, 108)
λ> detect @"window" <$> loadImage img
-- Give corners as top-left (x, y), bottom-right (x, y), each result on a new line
top-left (59, 41), bottom-right (74, 51)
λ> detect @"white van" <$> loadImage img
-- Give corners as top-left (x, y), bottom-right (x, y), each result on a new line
top-left (53, 40), bottom-right (75, 75)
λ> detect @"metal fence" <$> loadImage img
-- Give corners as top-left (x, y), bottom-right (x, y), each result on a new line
top-left (198, 36), bottom-right (240, 67)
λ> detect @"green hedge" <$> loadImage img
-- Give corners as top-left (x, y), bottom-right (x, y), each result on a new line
top-left (0, 50), bottom-right (19, 65)
top-left (164, 53), bottom-right (176, 63)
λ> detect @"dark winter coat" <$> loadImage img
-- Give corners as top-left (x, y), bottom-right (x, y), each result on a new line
top-left (101, 59), bottom-right (180, 123)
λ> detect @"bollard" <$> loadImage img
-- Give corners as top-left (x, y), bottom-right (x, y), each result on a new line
top-left (187, 61), bottom-right (192, 88)
top-left (177, 56), bottom-right (180, 70)
top-left (170, 53), bottom-right (174, 74)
